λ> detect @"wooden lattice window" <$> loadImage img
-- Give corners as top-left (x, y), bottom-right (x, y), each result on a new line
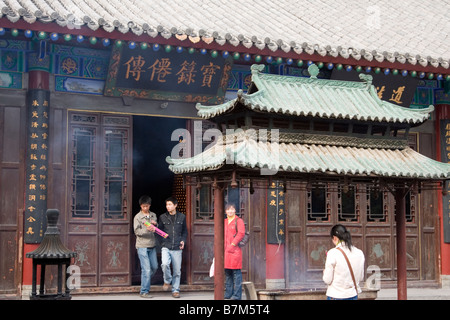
top-left (71, 127), bottom-right (95, 218)
top-left (196, 184), bottom-right (214, 220)
top-left (103, 129), bottom-right (128, 220)
top-left (307, 185), bottom-right (330, 222)
top-left (338, 185), bottom-right (358, 222)
top-left (367, 188), bottom-right (387, 222)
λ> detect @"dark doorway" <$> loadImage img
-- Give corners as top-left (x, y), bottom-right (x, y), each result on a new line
top-left (131, 115), bottom-right (187, 285)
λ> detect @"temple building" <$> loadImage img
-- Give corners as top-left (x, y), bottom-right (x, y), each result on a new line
top-left (168, 64), bottom-right (450, 299)
top-left (0, 1), bottom-right (449, 299)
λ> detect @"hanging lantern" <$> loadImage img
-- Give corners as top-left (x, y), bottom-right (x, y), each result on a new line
top-left (128, 41), bottom-right (136, 49)
top-left (165, 45), bottom-right (172, 53)
top-left (50, 33), bottom-right (59, 41)
top-left (37, 31), bottom-right (47, 40)
top-left (25, 30), bottom-right (34, 38)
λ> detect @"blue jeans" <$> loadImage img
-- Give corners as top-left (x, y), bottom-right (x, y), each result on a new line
top-left (225, 269), bottom-right (242, 300)
top-left (327, 295), bottom-right (358, 300)
top-left (137, 247), bottom-right (158, 294)
top-left (161, 248), bottom-right (182, 293)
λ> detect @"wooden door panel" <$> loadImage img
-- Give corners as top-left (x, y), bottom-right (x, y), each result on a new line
top-left (286, 182), bottom-right (305, 286)
top-left (286, 179), bottom-right (436, 287)
top-left (0, 106), bottom-right (24, 295)
top-left (67, 112), bottom-right (132, 287)
top-left (190, 229), bottom-right (214, 284)
top-left (248, 180), bottom-right (266, 287)
top-left (306, 236), bottom-right (330, 282)
top-left (69, 235), bottom-right (98, 287)
top-left (100, 235), bottom-right (129, 286)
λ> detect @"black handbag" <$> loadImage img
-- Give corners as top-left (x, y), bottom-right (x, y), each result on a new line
top-left (234, 218), bottom-right (250, 247)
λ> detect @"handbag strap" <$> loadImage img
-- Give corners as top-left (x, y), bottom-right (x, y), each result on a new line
top-left (337, 247), bottom-right (358, 296)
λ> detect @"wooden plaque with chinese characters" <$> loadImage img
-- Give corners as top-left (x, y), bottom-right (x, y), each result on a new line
top-left (104, 45), bottom-right (233, 104)
top-left (440, 120), bottom-right (450, 243)
top-left (24, 89), bottom-right (50, 243)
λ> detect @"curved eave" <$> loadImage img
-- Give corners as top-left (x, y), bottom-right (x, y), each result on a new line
top-left (166, 135), bottom-right (450, 179)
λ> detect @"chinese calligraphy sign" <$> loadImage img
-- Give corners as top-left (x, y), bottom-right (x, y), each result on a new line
top-left (105, 46), bottom-right (233, 104)
top-left (440, 120), bottom-right (450, 243)
top-left (24, 89), bottom-right (49, 243)
top-left (267, 181), bottom-right (286, 244)
top-left (331, 69), bottom-right (419, 107)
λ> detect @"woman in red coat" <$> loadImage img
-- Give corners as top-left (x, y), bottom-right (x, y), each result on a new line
top-left (224, 203), bottom-right (246, 300)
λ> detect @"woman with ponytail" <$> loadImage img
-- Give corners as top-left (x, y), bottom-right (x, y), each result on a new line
top-left (323, 224), bottom-right (365, 300)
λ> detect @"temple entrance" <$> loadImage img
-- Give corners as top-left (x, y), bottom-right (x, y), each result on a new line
top-left (67, 111), bottom-right (187, 287)
top-left (131, 115), bottom-right (187, 286)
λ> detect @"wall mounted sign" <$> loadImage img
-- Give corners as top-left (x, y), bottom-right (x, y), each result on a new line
top-left (267, 181), bottom-right (286, 244)
top-left (104, 45), bottom-right (233, 104)
top-left (24, 89), bottom-right (49, 243)
top-left (440, 119), bottom-right (450, 243)
top-left (331, 69), bottom-right (419, 107)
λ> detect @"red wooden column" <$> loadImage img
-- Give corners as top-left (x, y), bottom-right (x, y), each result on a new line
top-left (22, 69), bottom-right (50, 287)
top-left (395, 188), bottom-right (407, 300)
top-left (435, 104), bottom-right (450, 283)
top-left (265, 243), bottom-right (285, 289)
top-left (213, 180), bottom-right (225, 300)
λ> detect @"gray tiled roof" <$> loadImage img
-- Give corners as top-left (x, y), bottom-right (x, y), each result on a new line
top-left (0, 0), bottom-right (449, 69)
top-left (166, 129), bottom-right (450, 179)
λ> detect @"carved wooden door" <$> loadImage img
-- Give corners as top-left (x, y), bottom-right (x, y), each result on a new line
top-left (0, 106), bottom-right (24, 295)
top-left (67, 112), bottom-right (132, 287)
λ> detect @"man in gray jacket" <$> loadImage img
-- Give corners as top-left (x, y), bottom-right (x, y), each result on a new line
top-left (133, 195), bottom-right (158, 298)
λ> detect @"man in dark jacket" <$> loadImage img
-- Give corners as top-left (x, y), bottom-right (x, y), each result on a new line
top-left (158, 197), bottom-right (187, 298)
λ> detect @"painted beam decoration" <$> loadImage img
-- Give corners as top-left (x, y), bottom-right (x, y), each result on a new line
top-left (267, 181), bottom-right (286, 244)
top-left (441, 119), bottom-right (450, 243)
top-left (24, 89), bottom-right (50, 243)
top-left (104, 44), bottom-right (233, 104)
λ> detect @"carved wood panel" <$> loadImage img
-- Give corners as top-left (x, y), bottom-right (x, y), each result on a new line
top-left (286, 180), bottom-right (431, 287)
top-left (67, 112), bottom-right (132, 287)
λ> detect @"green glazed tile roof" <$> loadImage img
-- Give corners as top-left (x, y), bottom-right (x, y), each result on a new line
top-left (166, 130), bottom-right (450, 179)
top-left (196, 64), bottom-right (434, 124)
